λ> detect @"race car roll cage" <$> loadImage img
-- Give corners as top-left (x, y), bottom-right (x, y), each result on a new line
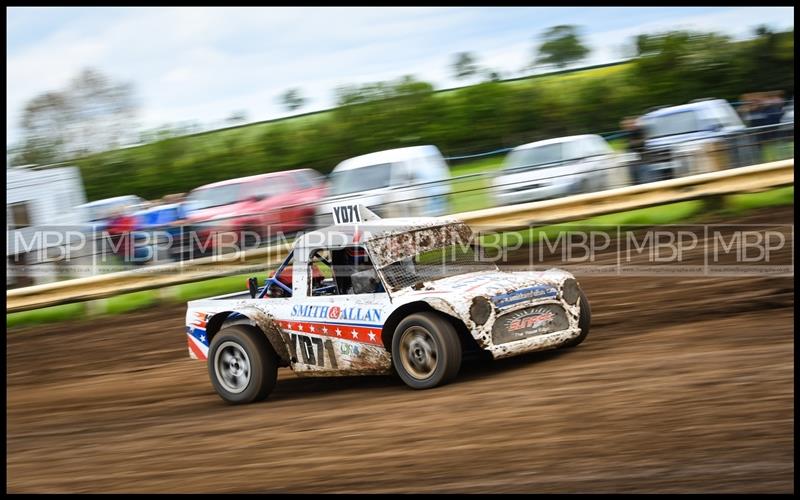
top-left (261, 250), bottom-right (294, 298)
top-left (260, 249), bottom-right (339, 298)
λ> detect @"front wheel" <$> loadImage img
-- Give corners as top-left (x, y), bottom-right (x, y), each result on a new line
top-left (207, 325), bottom-right (278, 404)
top-left (391, 312), bottom-right (462, 390)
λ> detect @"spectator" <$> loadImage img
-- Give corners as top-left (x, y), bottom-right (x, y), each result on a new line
top-left (621, 116), bottom-right (646, 185)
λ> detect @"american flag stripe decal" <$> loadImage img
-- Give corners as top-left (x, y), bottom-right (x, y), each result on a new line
top-left (277, 319), bottom-right (383, 346)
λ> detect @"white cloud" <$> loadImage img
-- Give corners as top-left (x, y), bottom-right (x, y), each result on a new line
top-left (6, 7), bottom-right (794, 147)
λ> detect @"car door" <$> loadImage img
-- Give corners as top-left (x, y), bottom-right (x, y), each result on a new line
top-left (283, 246), bottom-right (393, 375)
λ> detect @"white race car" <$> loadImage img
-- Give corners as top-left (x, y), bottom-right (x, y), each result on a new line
top-left (184, 205), bottom-right (591, 404)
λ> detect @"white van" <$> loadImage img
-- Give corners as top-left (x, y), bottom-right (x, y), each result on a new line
top-left (315, 145), bottom-right (451, 226)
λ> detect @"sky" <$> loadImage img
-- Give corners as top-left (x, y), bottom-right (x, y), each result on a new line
top-left (6, 6), bottom-right (795, 148)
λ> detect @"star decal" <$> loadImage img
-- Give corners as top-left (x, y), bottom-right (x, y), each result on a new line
top-left (199, 334), bottom-right (206, 342)
top-left (351, 329), bottom-right (359, 339)
top-left (335, 328), bottom-right (342, 336)
top-left (309, 325), bottom-right (316, 332)
top-left (322, 326), bottom-right (328, 334)
top-left (298, 324), bottom-right (303, 331)
top-left (367, 331), bottom-right (376, 342)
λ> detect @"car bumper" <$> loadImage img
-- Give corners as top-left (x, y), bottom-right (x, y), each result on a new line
top-left (488, 327), bottom-right (582, 359)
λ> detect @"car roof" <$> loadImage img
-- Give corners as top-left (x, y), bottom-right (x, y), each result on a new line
top-left (642, 99), bottom-right (729, 119)
top-left (78, 195), bottom-right (143, 208)
top-left (512, 134), bottom-right (603, 152)
top-left (133, 203), bottom-right (182, 215)
top-left (333, 145), bottom-right (441, 172)
top-left (193, 169), bottom-right (304, 190)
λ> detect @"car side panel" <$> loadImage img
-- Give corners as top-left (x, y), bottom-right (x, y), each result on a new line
top-left (186, 294), bottom-right (396, 376)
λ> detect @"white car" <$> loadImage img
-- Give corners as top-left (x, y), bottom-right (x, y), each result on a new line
top-left (491, 134), bottom-right (622, 206)
top-left (315, 145), bottom-right (451, 226)
top-left (184, 205), bottom-right (591, 404)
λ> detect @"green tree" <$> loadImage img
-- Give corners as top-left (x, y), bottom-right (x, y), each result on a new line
top-left (534, 25), bottom-right (590, 69)
top-left (734, 27), bottom-right (794, 94)
top-left (452, 52), bottom-right (480, 80)
top-left (628, 31), bottom-right (741, 105)
top-left (278, 88), bottom-right (306, 112)
top-left (14, 68), bottom-right (137, 166)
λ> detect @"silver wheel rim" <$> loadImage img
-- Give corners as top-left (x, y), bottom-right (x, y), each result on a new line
top-left (399, 326), bottom-right (438, 380)
top-left (214, 341), bottom-right (251, 394)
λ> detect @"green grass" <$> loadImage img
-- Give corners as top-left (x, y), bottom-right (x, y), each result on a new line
top-left (724, 185), bottom-right (794, 214)
top-left (448, 156), bottom-right (505, 214)
top-left (761, 141), bottom-right (794, 163)
top-left (449, 156), bottom-right (505, 176)
top-left (104, 290), bottom-right (158, 315)
top-left (174, 272), bottom-right (261, 302)
top-left (503, 61), bottom-right (632, 88)
top-left (6, 303), bottom-right (87, 329)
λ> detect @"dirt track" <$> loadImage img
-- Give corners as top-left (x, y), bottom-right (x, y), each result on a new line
top-left (7, 207), bottom-right (795, 493)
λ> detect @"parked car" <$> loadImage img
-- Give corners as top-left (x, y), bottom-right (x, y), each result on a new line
top-left (182, 168), bottom-right (326, 254)
top-left (77, 195), bottom-right (147, 230)
top-left (491, 134), bottom-right (623, 206)
top-left (129, 203), bottom-right (187, 264)
top-left (636, 99), bottom-right (752, 183)
top-left (184, 203), bottom-right (591, 404)
top-left (314, 145), bottom-right (451, 227)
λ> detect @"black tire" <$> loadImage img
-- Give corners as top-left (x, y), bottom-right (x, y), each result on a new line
top-left (562, 288), bottom-right (591, 348)
top-left (207, 325), bottom-right (278, 404)
top-left (391, 312), bottom-right (462, 390)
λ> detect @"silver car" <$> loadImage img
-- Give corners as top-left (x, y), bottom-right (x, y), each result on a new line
top-left (491, 135), bottom-right (622, 206)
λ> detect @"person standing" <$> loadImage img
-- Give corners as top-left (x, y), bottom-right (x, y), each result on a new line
top-left (621, 116), bottom-right (646, 185)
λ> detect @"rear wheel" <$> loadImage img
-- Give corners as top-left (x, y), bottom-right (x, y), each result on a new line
top-left (391, 312), bottom-right (462, 390)
top-left (562, 289), bottom-right (591, 348)
top-left (207, 325), bottom-right (278, 404)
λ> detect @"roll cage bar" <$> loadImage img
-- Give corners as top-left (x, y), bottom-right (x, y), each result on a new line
top-left (260, 250), bottom-right (294, 298)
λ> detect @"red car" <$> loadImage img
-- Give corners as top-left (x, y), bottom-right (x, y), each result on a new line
top-left (183, 169), bottom-right (326, 252)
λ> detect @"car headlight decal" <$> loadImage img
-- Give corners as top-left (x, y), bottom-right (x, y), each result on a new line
top-left (561, 278), bottom-right (580, 305)
top-left (470, 296), bottom-right (493, 326)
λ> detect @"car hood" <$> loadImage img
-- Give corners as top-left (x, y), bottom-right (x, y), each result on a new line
top-left (392, 268), bottom-right (573, 306)
top-left (493, 161), bottom-right (587, 187)
top-left (186, 201), bottom-right (258, 223)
